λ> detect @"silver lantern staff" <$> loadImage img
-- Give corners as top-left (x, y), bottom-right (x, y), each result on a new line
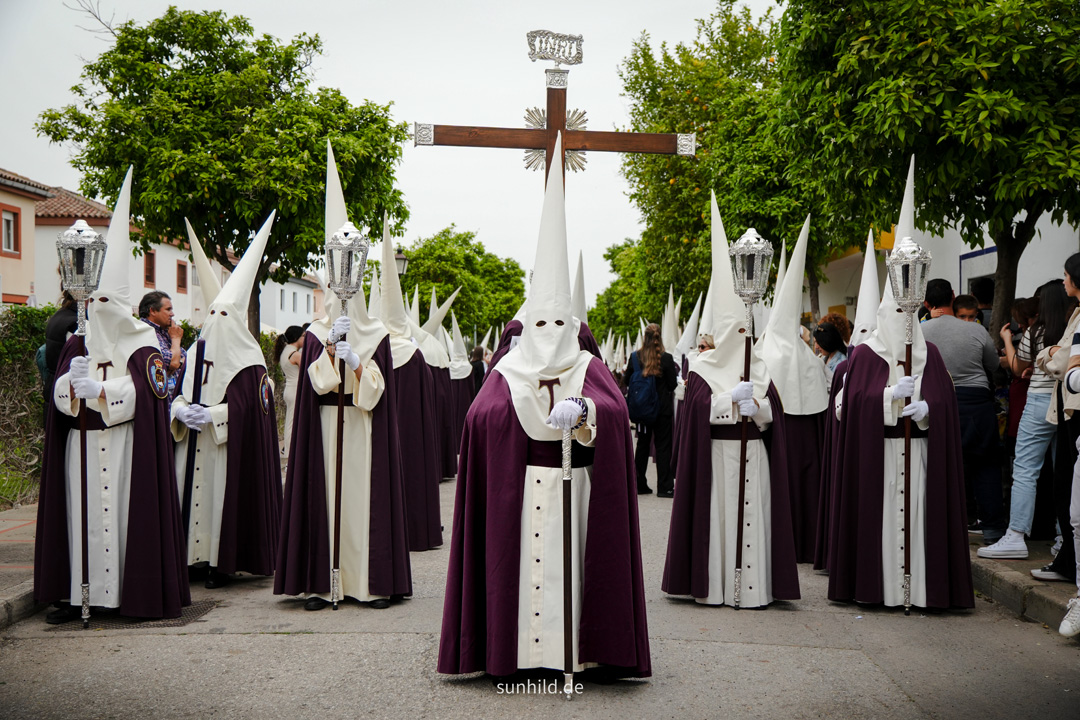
top-left (56, 219), bottom-right (108, 629)
top-left (729, 228), bottom-right (773, 609)
top-left (885, 235), bottom-right (931, 617)
top-left (324, 221), bottom-right (371, 610)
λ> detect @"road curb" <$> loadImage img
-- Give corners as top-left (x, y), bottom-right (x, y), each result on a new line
top-left (971, 555), bottom-right (1069, 627)
top-left (0, 581), bottom-right (41, 632)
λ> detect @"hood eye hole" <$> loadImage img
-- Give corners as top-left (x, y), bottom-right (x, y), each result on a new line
top-left (210, 310), bottom-right (216, 315)
top-left (536, 320), bottom-right (547, 327)
top-left (98, 297), bottom-right (109, 303)
top-left (554, 319), bottom-right (565, 326)
top-left (738, 327), bottom-right (746, 334)
top-left (220, 310), bottom-right (228, 316)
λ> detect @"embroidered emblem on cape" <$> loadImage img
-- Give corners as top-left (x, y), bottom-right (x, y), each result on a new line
top-left (147, 353), bottom-right (168, 399)
top-left (259, 373), bottom-right (272, 414)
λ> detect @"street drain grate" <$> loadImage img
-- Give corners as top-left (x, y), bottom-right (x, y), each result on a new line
top-left (47, 599), bottom-right (218, 631)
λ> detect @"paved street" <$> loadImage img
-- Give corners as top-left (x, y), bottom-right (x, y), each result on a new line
top-left (1, 476), bottom-right (1078, 719)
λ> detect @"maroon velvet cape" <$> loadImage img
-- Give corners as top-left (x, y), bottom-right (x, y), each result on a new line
top-left (826, 343), bottom-right (973, 608)
top-left (274, 333), bottom-right (412, 597)
top-left (782, 411), bottom-right (825, 564)
top-left (438, 357), bottom-right (651, 678)
top-left (449, 374), bottom-right (474, 452)
top-left (662, 372), bottom-right (801, 601)
top-left (210, 365), bottom-right (282, 575)
top-left (432, 366), bottom-right (458, 479)
top-left (392, 352), bottom-right (443, 551)
top-left (813, 358), bottom-right (847, 570)
top-left (488, 320), bottom-right (602, 371)
top-left (35, 337), bottom-right (190, 618)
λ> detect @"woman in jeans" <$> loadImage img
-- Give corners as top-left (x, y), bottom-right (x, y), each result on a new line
top-left (981, 280), bottom-right (1074, 559)
top-left (623, 323), bottom-right (678, 497)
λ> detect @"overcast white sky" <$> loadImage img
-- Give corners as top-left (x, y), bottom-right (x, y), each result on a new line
top-left (0, 0), bottom-right (776, 305)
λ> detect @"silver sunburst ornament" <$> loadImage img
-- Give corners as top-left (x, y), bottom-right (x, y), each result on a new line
top-left (524, 108), bottom-right (588, 172)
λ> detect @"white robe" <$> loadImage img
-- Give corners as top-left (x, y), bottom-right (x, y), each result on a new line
top-left (699, 392), bottom-right (775, 608)
top-left (307, 347), bottom-right (386, 602)
top-left (835, 376), bottom-right (930, 607)
top-left (53, 367), bottom-right (138, 608)
top-left (171, 399), bottom-right (230, 566)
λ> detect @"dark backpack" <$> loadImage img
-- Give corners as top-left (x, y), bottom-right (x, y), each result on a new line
top-left (626, 351), bottom-right (659, 425)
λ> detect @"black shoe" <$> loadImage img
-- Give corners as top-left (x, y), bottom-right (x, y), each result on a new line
top-left (638, 486), bottom-right (653, 495)
top-left (368, 599), bottom-right (389, 610)
top-left (304, 597), bottom-right (331, 611)
top-left (45, 605), bottom-right (81, 624)
top-left (657, 490), bottom-right (674, 498)
top-left (204, 569), bottom-right (232, 589)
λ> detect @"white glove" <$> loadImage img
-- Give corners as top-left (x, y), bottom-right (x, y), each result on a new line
top-left (901, 400), bottom-right (929, 422)
top-left (737, 397), bottom-right (759, 418)
top-left (176, 403), bottom-right (211, 430)
top-left (731, 381), bottom-right (754, 403)
top-left (335, 340), bottom-right (361, 371)
top-left (71, 376), bottom-right (103, 400)
top-left (892, 375), bottom-right (916, 400)
top-left (546, 399), bottom-right (584, 430)
top-left (69, 355), bottom-right (90, 379)
top-left (674, 383), bottom-right (686, 401)
top-left (330, 316), bottom-right (351, 343)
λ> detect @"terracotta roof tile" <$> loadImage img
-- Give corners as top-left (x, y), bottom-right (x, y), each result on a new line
top-left (36, 186), bottom-right (112, 219)
top-left (0, 167), bottom-right (54, 198)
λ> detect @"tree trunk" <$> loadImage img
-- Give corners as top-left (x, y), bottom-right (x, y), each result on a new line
top-left (808, 270), bottom-right (820, 319)
top-left (990, 201), bottom-right (1046, 346)
top-left (247, 281), bottom-right (261, 339)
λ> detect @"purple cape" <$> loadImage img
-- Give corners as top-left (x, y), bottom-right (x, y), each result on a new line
top-left (662, 372), bottom-right (801, 600)
top-left (35, 337), bottom-right (190, 618)
top-left (813, 359), bottom-right (847, 570)
top-left (392, 352), bottom-right (443, 551)
top-left (826, 343), bottom-right (973, 608)
top-left (488, 320), bottom-right (602, 372)
top-left (438, 358), bottom-right (651, 677)
top-left (274, 333), bottom-right (412, 597)
top-left (210, 365), bottom-right (282, 575)
top-left (431, 366), bottom-right (458, 479)
top-left (449, 374), bottom-right (474, 452)
top-left (782, 411), bottom-right (825, 564)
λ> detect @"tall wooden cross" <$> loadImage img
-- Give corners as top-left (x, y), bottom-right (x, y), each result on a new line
top-left (414, 30), bottom-right (696, 186)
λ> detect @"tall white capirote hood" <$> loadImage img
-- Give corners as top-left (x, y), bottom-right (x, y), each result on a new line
top-left (421, 287), bottom-right (462, 337)
top-left (758, 214), bottom-right (827, 414)
top-left (691, 191), bottom-right (769, 397)
top-left (662, 285), bottom-right (680, 351)
top-left (497, 133), bottom-right (584, 378)
top-left (865, 155), bottom-right (926, 378)
top-left (480, 327), bottom-right (493, 355)
top-left (184, 218), bottom-right (222, 308)
top-left (183, 211), bottom-right (275, 405)
top-left (87, 166), bottom-right (158, 366)
top-left (773, 241), bottom-right (788, 308)
top-left (377, 212), bottom-right (420, 368)
top-left (698, 282), bottom-right (714, 343)
top-left (851, 228), bottom-right (880, 346)
top-left (674, 292), bottom-right (702, 368)
top-left (309, 140), bottom-right (387, 364)
top-left (368, 262), bottom-right (383, 320)
top-left (409, 286), bottom-right (421, 325)
top-left (448, 311), bottom-right (473, 379)
top-left (571, 250), bottom-right (588, 324)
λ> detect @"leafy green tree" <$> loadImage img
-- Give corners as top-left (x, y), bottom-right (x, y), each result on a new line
top-left (37, 6), bottom-right (410, 334)
top-left (390, 226), bottom-right (525, 340)
top-left (602, 0), bottom-right (859, 341)
top-left (776, 0), bottom-right (1080, 331)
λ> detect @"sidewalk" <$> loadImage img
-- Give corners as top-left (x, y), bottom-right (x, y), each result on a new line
top-left (1, 502), bottom-right (1075, 631)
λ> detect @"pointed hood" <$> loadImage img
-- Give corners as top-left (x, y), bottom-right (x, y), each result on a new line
top-left (368, 262), bottom-right (383, 319)
top-left (698, 282), bottom-right (714, 344)
top-left (480, 327), bottom-right (493, 355)
top-left (183, 211), bottom-right (276, 405)
top-left (773, 241), bottom-right (788, 307)
top-left (865, 155), bottom-right (927, 377)
top-left (422, 287), bottom-right (461, 336)
top-left (851, 228), bottom-right (880, 345)
top-left (427, 288), bottom-right (438, 327)
top-left (692, 191), bottom-right (769, 397)
top-left (674, 292), bottom-right (702, 368)
top-left (448, 311), bottom-right (473, 379)
top-left (662, 285), bottom-right (679, 350)
top-left (87, 166), bottom-right (158, 365)
top-left (184, 218), bottom-right (222, 309)
top-left (377, 212), bottom-right (420, 368)
top-left (571, 250), bottom-right (588, 324)
top-left (497, 132), bottom-right (588, 381)
top-left (758, 214), bottom-right (827, 414)
top-left (309, 140), bottom-right (388, 363)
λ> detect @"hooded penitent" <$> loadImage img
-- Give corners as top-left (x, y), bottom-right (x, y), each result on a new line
top-left (850, 228), bottom-right (880, 346)
top-left (571, 250), bottom-right (588, 325)
top-left (758, 215), bottom-right (828, 416)
top-left (185, 218), bottom-right (222, 311)
top-left (691, 192), bottom-right (770, 399)
top-left (662, 286), bottom-right (679, 352)
top-left (378, 213), bottom-right (421, 369)
top-left (674, 293), bottom-right (702, 372)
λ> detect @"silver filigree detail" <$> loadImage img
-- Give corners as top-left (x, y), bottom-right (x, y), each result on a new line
top-left (903, 573), bottom-right (911, 613)
top-left (527, 30), bottom-right (583, 66)
top-left (522, 108), bottom-right (588, 172)
top-left (546, 68), bottom-right (569, 89)
top-left (331, 568), bottom-right (341, 606)
top-left (81, 583), bottom-right (90, 627)
top-left (733, 567), bottom-right (742, 607)
top-left (413, 122), bottom-right (434, 146)
top-left (677, 133), bottom-right (697, 156)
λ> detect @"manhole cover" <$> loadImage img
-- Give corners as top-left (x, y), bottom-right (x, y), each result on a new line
top-left (46, 599), bottom-right (218, 631)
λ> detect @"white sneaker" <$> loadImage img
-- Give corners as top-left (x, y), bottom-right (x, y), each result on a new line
top-left (1059, 597), bottom-right (1080, 638)
top-left (977, 530), bottom-right (1028, 559)
top-left (1051, 535), bottom-right (1063, 557)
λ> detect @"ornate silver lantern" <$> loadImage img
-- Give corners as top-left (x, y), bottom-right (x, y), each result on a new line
top-left (325, 221), bottom-right (370, 316)
top-left (56, 219), bottom-right (108, 337)
top-left (730, 227), bottom-right (774, 335)
top-left (886, 236), bottom-right (932, 343)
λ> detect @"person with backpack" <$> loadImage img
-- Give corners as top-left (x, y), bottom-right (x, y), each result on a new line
top-left (623, 323), bottom-right (678, 497)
